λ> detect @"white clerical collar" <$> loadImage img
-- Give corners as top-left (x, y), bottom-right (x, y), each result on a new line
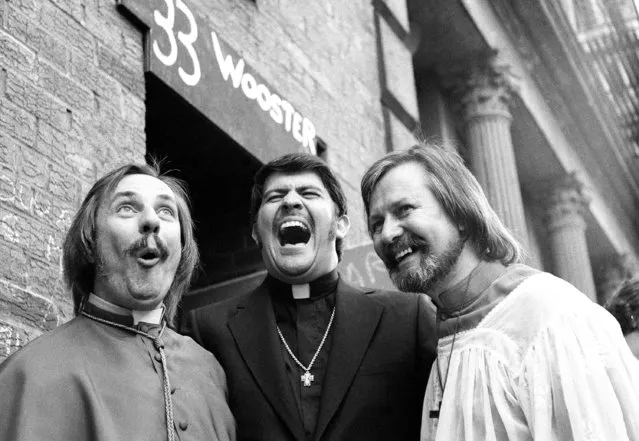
top-left (291, 284), bottom-right (310, 299)
top-left (88, 294), bottom-right (164, 325)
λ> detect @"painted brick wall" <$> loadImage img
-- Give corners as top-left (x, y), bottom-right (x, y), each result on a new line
top-left (0, 0), bottom-right (146, 361)
top-left (0, 0), bottom-right (413, 360)
top-left (186, 0), bottom-right (389, 250)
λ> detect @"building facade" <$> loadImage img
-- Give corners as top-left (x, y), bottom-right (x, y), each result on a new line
top-left (0, 0), bottom-right (637, 361)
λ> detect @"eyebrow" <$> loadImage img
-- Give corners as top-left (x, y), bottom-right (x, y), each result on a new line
top-left (111, 191), bottom-right (176, 203)
top-left (369, 198), bottom-right (411, 218)
top-left (264, 184), bottom-right (324, 194)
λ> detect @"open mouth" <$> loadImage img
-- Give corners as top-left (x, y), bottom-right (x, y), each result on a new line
top-left (136, 248), bottom-right (162, 266)
top-left (394, 247), bottom-right (413, 263)
top-left (278, 220), bottom-right (311, 246)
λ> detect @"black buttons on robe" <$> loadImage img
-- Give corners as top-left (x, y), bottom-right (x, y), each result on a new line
top-left (179, 421), bottom-right (188, 431)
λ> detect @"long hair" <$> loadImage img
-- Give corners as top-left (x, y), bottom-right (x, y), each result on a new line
top-left (606, 278), bottom-right (639, 335)
top-left (249, 153), bottom-right (348, 260)
top-left (62, 163), bottom-right (199, 326)
top-left (361, 143), bottom-right (522, 265)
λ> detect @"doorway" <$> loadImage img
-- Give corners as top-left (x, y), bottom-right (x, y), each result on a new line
top-left (145, 74), bottom-right (264, 305)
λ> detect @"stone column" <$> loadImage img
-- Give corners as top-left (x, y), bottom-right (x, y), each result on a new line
top-left (447, 54), bottom-right (528, 246)
top-left (546, 173), bottom-right (596, 300)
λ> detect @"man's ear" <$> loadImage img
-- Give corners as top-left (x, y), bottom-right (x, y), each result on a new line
top-left (335, 214), bottom-right (350, 239)
top-left (251, 224), bottom-right (261, 246)
top-left (85, 234), bottom-right (96, 263)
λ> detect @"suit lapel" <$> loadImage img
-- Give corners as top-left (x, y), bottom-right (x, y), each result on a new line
top-left (228, 282), bottom-right (306, 441)
top-left (313, 279), bottom-right (384, 441)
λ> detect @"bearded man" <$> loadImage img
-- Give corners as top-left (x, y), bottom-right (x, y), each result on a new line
top-left (183, 153), bottom-right (436, 441)
top-left (0, 164), bottom-right (235, 441)
top-left (361, 143), bottom-right (639, 441)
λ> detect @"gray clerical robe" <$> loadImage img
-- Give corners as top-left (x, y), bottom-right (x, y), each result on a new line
top-left (0, 305), bottom-right (235, 441)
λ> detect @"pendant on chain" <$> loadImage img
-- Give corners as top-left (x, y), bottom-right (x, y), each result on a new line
top-left (429, 401), bottom-right (442, 419)
top-left (277, 307), bottom-right (336, 389)
top-left (301, 371), bottom-right (314, 387)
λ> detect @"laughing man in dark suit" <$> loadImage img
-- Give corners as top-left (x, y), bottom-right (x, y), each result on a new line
top-left (183, 153), bottom-right (436, 441)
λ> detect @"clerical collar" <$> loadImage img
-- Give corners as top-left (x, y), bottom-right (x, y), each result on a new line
top-left (267, 269), bottom-right (339, 301)
top-left (87, 294), bottom-right (164, 325)
top-left (435, 261), bottom-right (507, 317)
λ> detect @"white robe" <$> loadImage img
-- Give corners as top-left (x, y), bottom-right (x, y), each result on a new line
top-left (422, 272), bottom-right (639, 441)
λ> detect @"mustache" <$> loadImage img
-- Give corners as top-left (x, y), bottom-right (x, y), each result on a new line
top-left (381, 233), bottom-right (430, 266)
top-left (126, 235), bottom-right (169, 260)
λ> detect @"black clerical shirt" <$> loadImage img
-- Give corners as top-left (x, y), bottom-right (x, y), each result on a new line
top-left (268, 269), bottom-right (338, 441)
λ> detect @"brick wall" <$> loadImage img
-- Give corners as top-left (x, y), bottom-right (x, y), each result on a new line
top-left (185, 0), bottom-right (391, 249)
top-left (0, 0), bottom-right (414, 360)
top-left (0, 0), bottom-right (146, 361)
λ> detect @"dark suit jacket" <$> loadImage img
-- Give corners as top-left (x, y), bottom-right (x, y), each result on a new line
top-left (182, 277), bottom-right (437, 441)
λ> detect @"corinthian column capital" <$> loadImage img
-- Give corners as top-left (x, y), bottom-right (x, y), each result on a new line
top-left (442, 51), bottom-right (519, 121)
top-left (546, 172), bottom-right (591, 231)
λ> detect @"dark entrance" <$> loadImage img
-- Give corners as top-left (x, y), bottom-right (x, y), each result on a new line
top-left (145, 74), bottom-right (264, 306)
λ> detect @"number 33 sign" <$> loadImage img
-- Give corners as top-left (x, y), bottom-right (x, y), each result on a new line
top-left (152, 0), bottom-right (201, 86)
top-left (118, 0), bottom-right (318, 159)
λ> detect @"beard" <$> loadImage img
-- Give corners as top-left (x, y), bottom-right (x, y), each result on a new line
top-left (385, 234), bottom-right (465, 294)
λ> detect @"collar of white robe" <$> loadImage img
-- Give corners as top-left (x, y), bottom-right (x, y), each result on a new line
top-left (430, 263), bottom-right (481, 419)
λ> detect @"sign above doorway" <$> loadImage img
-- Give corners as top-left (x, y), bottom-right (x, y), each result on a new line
top-left (118, 0), bottom-right (318, 163)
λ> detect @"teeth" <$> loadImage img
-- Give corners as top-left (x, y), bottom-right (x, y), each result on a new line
top-left (280, 220), bottom-right (308, 231)
top-left (394, 247), bottom-right (413, 261)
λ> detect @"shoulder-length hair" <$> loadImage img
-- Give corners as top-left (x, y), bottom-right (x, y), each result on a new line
top-left (62, 163), bottom-right (199, 327)
top-left (361, 143), bottom-right (522, 265)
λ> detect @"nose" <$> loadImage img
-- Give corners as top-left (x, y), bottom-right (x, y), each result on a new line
top-left (139, 207), bottom-right (160, 235)
top-left (281, 191), bottom-right (303, 210)
top-left (379, 215), bottom-right (403, 244)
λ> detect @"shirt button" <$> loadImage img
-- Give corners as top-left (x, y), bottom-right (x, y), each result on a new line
top-left (139, 324), bottom-right (149, 333)
top-left (179, 421), bottom-right (188, 431)
top-left (154, 354), bottom-right (162, 362)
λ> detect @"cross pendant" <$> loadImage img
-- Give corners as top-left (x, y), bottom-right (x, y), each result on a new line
top-left (301, 371), bottom-right (314, 387)
top-left (429, 401), bottom-right (442, 419)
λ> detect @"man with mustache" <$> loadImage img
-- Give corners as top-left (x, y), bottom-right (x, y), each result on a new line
top-left (183, 153), bottom-right (437, 441)
top-left (0, 164), bottom-right (235, 441)
top-left (361, 143), bottom-right (639, 441)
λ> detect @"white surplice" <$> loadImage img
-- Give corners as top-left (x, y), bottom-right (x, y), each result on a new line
top-left (422, 272), bottom-right (639, 441)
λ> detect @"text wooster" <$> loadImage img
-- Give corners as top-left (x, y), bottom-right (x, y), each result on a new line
top-left (212, 31), bottom-right (317, 153)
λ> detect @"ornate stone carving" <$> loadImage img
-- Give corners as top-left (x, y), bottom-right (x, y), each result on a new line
top-left (444, 51), bottom-right (519, 121)
top-left (544, 172), bottom-right (596, 300)
top-left (546, 172), bottom-right (591, 231)
top-left (441, 52), bottom-right (527, 245)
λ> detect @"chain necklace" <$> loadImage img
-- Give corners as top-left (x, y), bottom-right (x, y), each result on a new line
top-left (276, 306), bottom-right (336, 387)
top-left (429, 312), bottom-right (462, 419)
top-left (81, 309), bottom-right (176, 441)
